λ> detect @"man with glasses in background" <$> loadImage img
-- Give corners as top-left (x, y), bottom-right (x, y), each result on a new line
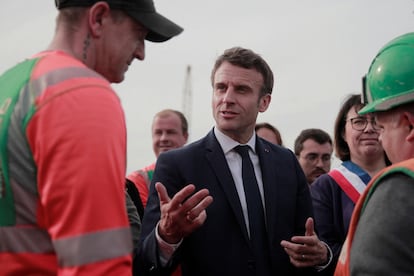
top-left (294, 128), bottom-right (333, 185)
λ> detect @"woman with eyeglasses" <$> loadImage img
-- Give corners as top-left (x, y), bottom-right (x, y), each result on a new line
top-left (309, 94), bottom-right (389, 275)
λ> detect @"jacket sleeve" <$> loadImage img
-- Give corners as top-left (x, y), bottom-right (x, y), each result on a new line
top-left (134, 153), bottom-right (183, 276)
top-left (350, 174), bottom-right (414, 275)
top-left (27, 84), bottom-right (132, 274)
top-left (310, 174), bottom-right (345, 275)
top-left (126, 190), bottom-right (141, 254)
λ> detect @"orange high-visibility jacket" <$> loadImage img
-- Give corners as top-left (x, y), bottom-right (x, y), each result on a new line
top-left (127, 162), bottom-right (155, 207)
top-left (334, 159), bottom-right (414, 276)
top-left (0, 51), bottom-right (132, 275)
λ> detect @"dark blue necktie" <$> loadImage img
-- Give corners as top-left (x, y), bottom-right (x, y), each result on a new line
top-left (234, 145), bottom-right (270, 274)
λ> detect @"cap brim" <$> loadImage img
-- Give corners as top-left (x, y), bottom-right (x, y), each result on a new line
top-left (358, 102), bottom-right (378, 115)
top-left (127, 11), bottom-right (183, 42)
top-left (359, 92), bottom-right (414, 115)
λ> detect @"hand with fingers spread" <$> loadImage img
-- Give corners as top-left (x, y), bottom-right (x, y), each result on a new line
top-left (135, 47), bottom-right (317, 275)
top-left (280, 217), bottom-right (330, 268)
top-left (156, 182), bottom-right (214, 244)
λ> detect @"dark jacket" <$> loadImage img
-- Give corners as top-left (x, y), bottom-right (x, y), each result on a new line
top-left (136, 130), bottom-right (315, 276)
top-left (310, 173), bottom-right (356, 275)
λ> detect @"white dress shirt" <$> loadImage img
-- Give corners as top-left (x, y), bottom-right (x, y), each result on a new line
top-left (214, 127), bottom-right (266, 236)
top-left (157, 127), bottom-right (265, 263)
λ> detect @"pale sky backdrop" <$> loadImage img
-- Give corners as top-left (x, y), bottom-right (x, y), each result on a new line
top-left (1, 1), bottom-right (413, 174)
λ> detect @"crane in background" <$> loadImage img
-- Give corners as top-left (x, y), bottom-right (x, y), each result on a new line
top-left (182, 65), bottom-right (192, 130)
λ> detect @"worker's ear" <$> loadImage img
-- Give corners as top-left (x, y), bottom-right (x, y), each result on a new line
top-left (258, 94), bottom-right (271, 113)
top-left (404, 112), bottom-right (414, 142)
top-left (88, 1), bottom-right (111, 38)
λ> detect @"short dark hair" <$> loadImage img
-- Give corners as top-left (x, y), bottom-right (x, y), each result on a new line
top-left (255, 122), bottom-right (283, 145)
top-left (57, 7), bottom-right (127, 29)
top-left (334, 94), bottom-right (363, 161)
top-left (153, 109), bottom-right (188, 135)
top-left (210, 47), bottom-right (274, 97)
top-left (294, 128), bottom-right (332, 156)
top-left (335, 94), bottom-right (392, 164)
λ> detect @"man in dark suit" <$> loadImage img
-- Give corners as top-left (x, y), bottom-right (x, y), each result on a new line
top-left (136, 47), bottom-right (329, 276)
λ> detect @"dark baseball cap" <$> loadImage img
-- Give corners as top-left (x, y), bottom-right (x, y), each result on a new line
top-left (55, 0), bottom-right (183, 42)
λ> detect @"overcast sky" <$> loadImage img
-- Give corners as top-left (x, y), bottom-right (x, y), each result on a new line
top-left (1, 1), bottom-right (413, 173)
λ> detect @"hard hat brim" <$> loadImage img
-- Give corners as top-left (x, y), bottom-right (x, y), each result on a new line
top-left (359, 92), bottom-right (414, 114)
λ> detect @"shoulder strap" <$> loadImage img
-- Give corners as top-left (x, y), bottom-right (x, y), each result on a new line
top-left (125, 179), bottom-right (145, 220)
top-left (328, 165), bottom-right (367, 204)
top-left (0, 58), bottom-right (39, 226)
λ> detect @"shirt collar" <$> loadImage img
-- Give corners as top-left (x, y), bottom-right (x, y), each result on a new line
top-left (214, 127), bottom-right (256, 154)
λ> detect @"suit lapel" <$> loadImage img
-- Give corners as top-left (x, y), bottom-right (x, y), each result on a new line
top-left (256, 139), bottom-right (279, 240)
top-left (204, 131), bottom-right (250, 242)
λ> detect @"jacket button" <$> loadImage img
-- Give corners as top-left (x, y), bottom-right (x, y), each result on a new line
top-left (247, 260), bottom-right (256, 270)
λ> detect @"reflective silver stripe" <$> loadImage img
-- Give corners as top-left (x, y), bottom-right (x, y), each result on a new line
top-left (12, 178), bottom-right (37, 224)
top-left (54, 227), bottom-right (133, 267)
top-left (9, 66), bottom-right (104, 195)
top-left (7, 65), bottom-right (107, 225)
top-left (30, 66), bottom-right (103, 92)
top-left (0, 226), bottom-right (53, 253)
top-left (374, 92), bottom-right (414, 111)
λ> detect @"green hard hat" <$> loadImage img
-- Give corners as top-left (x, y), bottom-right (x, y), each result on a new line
top-left (359, 32), bottom-right (414, 114)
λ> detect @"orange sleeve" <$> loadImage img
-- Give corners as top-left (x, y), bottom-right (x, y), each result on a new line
top-left (26, 84), bottom-right (132, 274)
top-left (127, 170), bottom-right (150, 207)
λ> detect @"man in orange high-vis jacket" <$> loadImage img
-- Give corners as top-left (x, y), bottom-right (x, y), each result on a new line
top-left (127, 109), bottom-right (189, 213)
top-left (0, 1), bottom-right (182, 275)
top-left (127, 109), bottom-right (188, 276)
top-left (335, 32), bottom-right (414, 275)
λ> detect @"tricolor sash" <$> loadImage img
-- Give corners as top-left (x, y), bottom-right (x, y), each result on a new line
top-left (328, 161), bottom-right (370, 204)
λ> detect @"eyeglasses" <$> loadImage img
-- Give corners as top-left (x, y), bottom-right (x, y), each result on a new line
top-left (301, 153), bottom-right (332, 164)
top-left (347, 117), bottom-right (381, 131)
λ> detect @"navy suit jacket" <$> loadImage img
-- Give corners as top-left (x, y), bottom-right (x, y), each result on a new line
top-left (310, 173), bottom-right (356, 275)
top-left (136, 130), bottom-right (316, 276)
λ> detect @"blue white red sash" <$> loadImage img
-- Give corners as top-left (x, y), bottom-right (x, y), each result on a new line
top-left (328, 162), bottom-right (370, 204)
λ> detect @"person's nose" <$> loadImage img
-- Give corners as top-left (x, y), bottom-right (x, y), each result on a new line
top-left (222, 88), bottom-right (236, 104)
top-left (160, 132), bottom-right (169, 141)
top-left (316, 157), bottom-right (325, 168)
top-left (363, 119), bottom-right (377, 132)
top-left (134, 42), bottom-right (145, 61)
